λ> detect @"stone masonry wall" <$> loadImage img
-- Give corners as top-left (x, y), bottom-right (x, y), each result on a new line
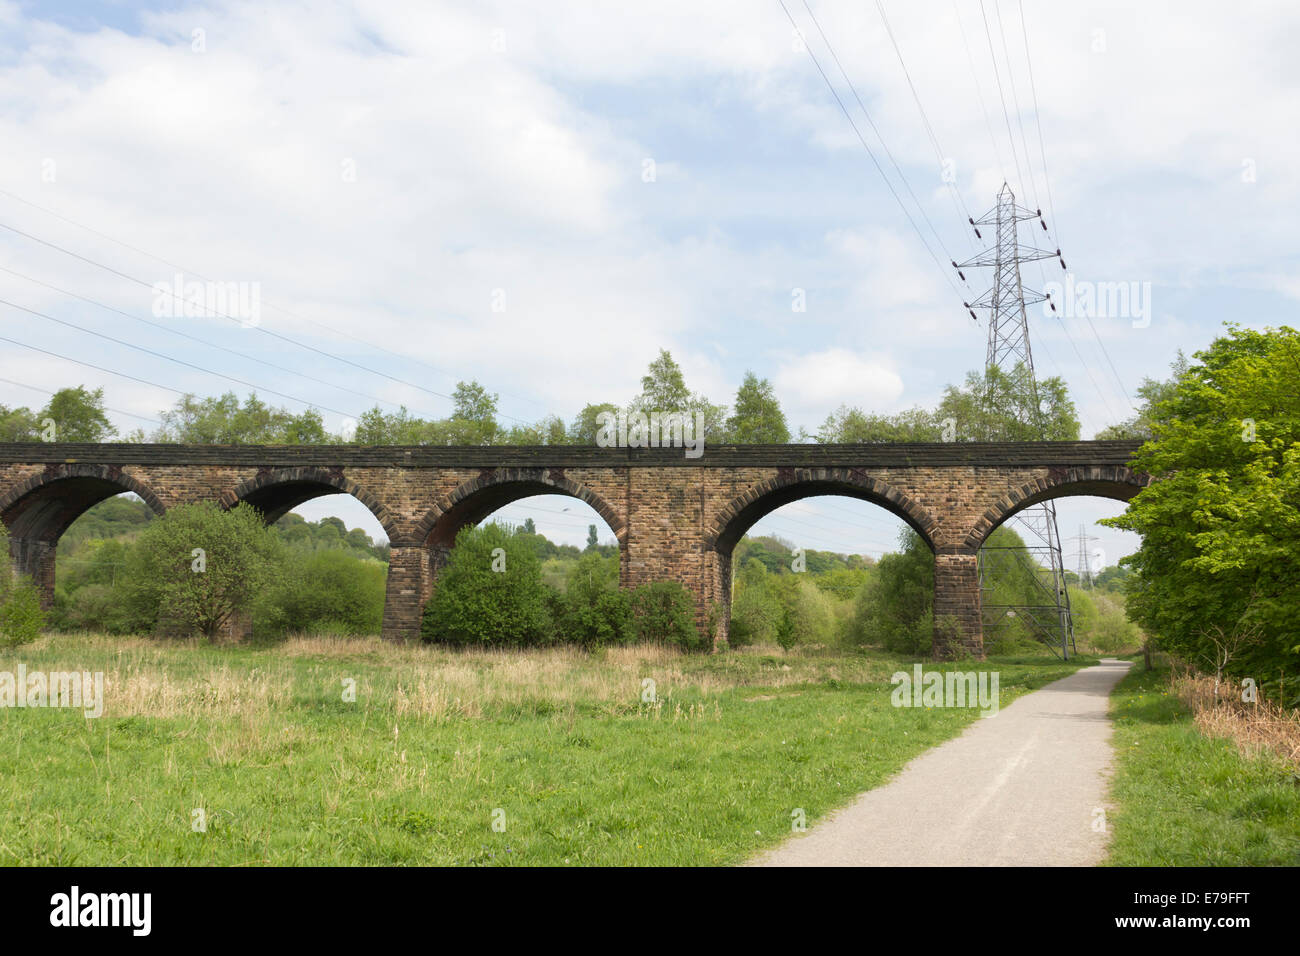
top-left (0, 443), bottom-right (1146, 656)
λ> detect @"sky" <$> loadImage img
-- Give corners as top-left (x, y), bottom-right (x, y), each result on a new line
top-left (1, 0), bottom-right (1296, 568)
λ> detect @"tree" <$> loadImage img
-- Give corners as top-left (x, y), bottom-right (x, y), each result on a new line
top-left (817, 405), bottom-right (939, 443)
top-left (775, 605), bottom-right (797, 654)
top-left (569, 403), bottom-right (620, 445)
top-left (554, 552), bottom-right (631, 649)
top-left (816, 364), bottom-right (1078, 444)
top-left (1101, 324), bottom-right (1300, 704)
top-left (850, 527), bottom-right (933, 653)
top-left (585, 524), bottom-right (599, 552)
top-left (1094, 353), bottom-right (1189, 440)
top-left (260, 549), bottom-right (386, 636)
top-left (935, 364), bottom-right (1079, 441)
top-left (420, 523), bottom-right (552, 646)
top-left (727, 372), bottom-right (790, 443)
top-left (0, 404), bottom-right (39, 441)
top-left (122, 501), bottom-right (284, 639)
top-left (353, 405), bottom-right (427, 444)
top-left (629, 349), bottom-right (728, 441)
top-left (40, 386), bottom-right (116, 442)
top-left (502, 415), bottom-right (567, 445)
top-left (154, 392), bottom-right (327, 444)
top-left (729, 558), bottom-right (782, 646)
top-left (444, 381), bottom-right (499, 445)
top-left (637, 349), bottom-right (691, 411)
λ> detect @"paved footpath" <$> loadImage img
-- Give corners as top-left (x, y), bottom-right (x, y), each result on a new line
top-left (750, 658), bottom-right (1133, 867)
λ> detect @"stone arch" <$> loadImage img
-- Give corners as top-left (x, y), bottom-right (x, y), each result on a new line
top-left (0, 463), bottom-right (168, 610)
top-left (706, 467), bottom-right (939, 555)
top-left (963, 464), bottom-right (1151, 551)
top-left (222, 467), bottom-right (400, 540)
top-left (0, 463), bottom-right (166, 542)
top-left (413, 467), bottom-right (625, 550)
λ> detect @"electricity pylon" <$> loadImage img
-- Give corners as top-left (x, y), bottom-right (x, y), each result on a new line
top-left (1068, 524), bottom-right (1100, 590)
top-left (955, 183), bottom-right (1075, 659)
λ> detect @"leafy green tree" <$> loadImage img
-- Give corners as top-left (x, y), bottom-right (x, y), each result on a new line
top-left (121, 501), bottom-right (284, 639)
top-left (775, 605), bottom-right (797, 653)
top-left (726, 372), bottom-right (790, 443)
top-left (444, 381), bottom-right (500, 445)
top-left (935, 364), bottom-right (1079, 441)
top-left (637, 349), bottom-right (691, 410)
top-left (155, 392), bottom-right (327, 444)
top-left (502, 415), bottom-right (567, 445)
top-left (420, 523), bottom-right (552, 646)
top-left (629, 349), bottom-right (728, 440)
top-left (352, 405), bottom-right (427, 444)
top-left (0, 404), bottom-right (39, 441)
top-left (1101, 324), bottom-right (1300, 703)
top-left (850, 527), bottom-right (933, 653)
top-left (41, 386), bottom-right (116, 442)
top-left (280, 409), bottom-right (328, 444)
top-left (568, 402), bottom-right (620, 445)
top-left (729, 558), bottom-right (782, 646)
top-left (585, 524), bottom-right (599, 552)
top-left (1094, 353), bottom-right (1189, 440)
top-left (817, 405), bottom-right (939, 443)
top-left (817, 364), bottom-right (1078, 443)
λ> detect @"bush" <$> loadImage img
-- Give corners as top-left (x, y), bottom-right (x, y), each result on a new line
top-left (0, 574), bottom-right (44, 647)
top-left (58, 583), bottom-right (136, 635)
top-left (420, 523), bottom-right (552, 646)
top-left (850, 530), bottom-right (934, 653)
top-left (630, 580), bottom-right (702, 651)
top-left (554, 553), bottom-right (632, 649)
top-left (261, 550), bottom-right (386, 636)
top-left (729, 559), bottom-right (780, 647)
top-left (0, 528), bottom-right (45, 646)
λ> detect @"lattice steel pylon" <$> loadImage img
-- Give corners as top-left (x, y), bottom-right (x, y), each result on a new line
top-left (956, 183), bottom-right (1075, 658)
top-left (1070, 524), bottom-right (1099, 590)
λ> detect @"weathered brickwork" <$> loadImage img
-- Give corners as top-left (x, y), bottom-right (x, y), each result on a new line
top-left (0, 442), bottom-right (1147, 657)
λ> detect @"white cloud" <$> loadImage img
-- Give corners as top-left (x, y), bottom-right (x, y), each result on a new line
top-left (774, 348), bottom-right (904, 423)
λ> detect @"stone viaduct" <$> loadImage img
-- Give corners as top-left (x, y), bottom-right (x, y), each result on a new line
top-left (0, 440), bottom-right (1147, 657)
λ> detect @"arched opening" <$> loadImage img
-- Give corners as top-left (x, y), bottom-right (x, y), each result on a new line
top-left (0, 466), bottom-right (165, 611)
top-left (965, 469), bottom-right (1148, 657)
top-left (461, 493), bottom-right (621, 590)
top-left (225, 470), bottom-right (397, 638)
top-left (708, 471), bottom-right (938, 652)
top-left (382, 470), bottom-right (625, 643)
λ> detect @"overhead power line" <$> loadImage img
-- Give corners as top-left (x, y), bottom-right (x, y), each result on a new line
top-left (873, 0), bottom-right (978, 249)
top-left (0, 333), bottom-right (189, 397)
top-left (0, 298), bottom-right (359, 419)
top-left (799, 0), bottom-right (970, 279)
top-left (778, 0), bottom-right (971, 309)
top-left (0, 187), bottom-right (550, 416)
top-left (0, 264), bottom-right (407, 413)
top-left (0, 219), bottom-right (536, 426)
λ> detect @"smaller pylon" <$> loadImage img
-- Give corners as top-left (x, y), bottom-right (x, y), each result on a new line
top-left (1067, 524), bottom-right (1100, 589)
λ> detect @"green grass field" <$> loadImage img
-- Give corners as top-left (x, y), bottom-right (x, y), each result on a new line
top-left (0, 635), bottom-right (1084, 866)
top-left (1105, 664), bottom-right (1300, 866)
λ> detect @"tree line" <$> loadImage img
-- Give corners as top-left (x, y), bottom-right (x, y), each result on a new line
top-left (1, 349), bottom-right (1084, 447)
